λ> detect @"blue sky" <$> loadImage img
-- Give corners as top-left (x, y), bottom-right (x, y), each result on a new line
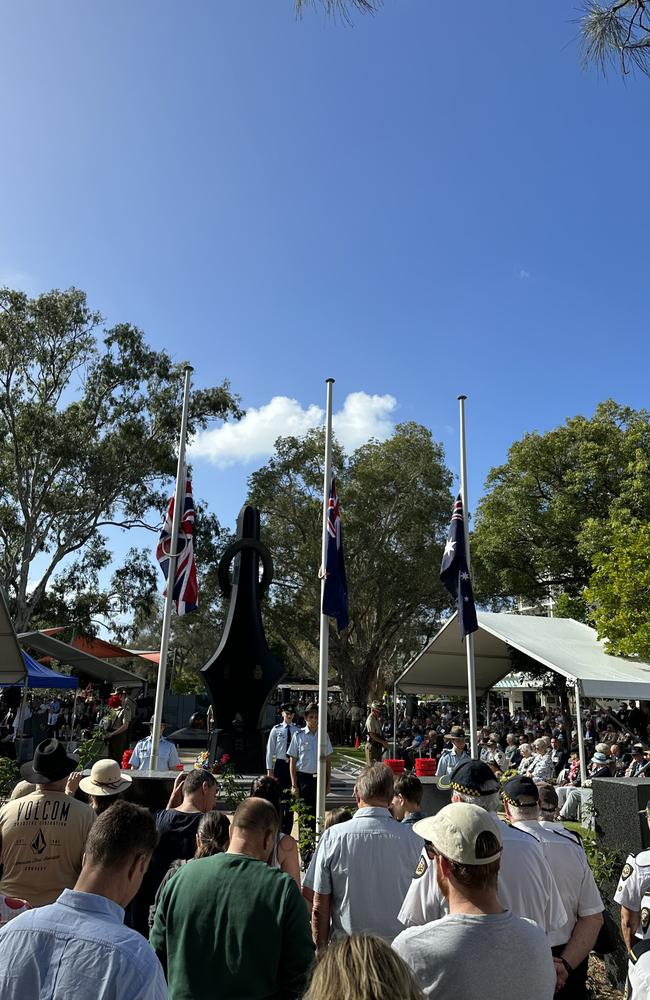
top-left (2, 1), bottom-right (648, 585)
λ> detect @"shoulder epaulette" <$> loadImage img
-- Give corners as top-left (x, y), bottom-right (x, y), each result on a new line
top-left (631, 938), bottom-right (650, 964)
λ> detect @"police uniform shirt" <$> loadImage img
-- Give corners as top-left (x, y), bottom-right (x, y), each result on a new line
top-left (614, 849), bottom-right (650, 939)
top-left (398, 817), bottom-right (567, 936)
top-left (265, 721), bottom-right (299, 770)
top-left (130, 734), bottom-right (181, 771)
top-left (630, 947), bottom-right (650, 998)
top-left (287, 726), bottom-right (333, 774)
top-left (435, 747), bottom-right (470, 778)
top-left (514, 819), bottom-right (603, 947)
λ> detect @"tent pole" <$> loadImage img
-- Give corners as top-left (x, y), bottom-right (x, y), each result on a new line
top-left (574, 682), bottom-right (587, 785)
top-left (15, 682), bottom-right (29, 765)
top-left (68, 688), bottom-right (80, 752)
top-left (393, 683), bottom-right (398, 757)
top-left (486, 691), bottom-right (490, 727)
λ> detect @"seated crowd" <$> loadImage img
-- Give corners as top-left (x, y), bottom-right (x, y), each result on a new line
top-left (2, 716), bottom-right (636, 1000)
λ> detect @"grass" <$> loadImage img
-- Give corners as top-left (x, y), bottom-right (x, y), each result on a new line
top-left (332, 744), bottom-right (365, 768)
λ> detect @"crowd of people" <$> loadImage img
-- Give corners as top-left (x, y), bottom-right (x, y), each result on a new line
top-left (0, 689), bottom-right (647, 998)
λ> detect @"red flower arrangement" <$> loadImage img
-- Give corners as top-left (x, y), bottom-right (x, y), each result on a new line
top-left (220, 754), bottom-right (231, 766)
top-left (121, 748), bottom-right (133, 770)
top-left (108, 694), bottom-right (122, 709)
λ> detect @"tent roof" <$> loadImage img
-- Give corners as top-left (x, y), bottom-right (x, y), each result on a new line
top-left (41, 629), bottom-right (155, 664)
top-left (13, 653), bottom-right (78, 689)
top-left (19, 632), bottom-right (144, 688)
top-left (0, 591), bottom-right (26, 685)
top-left (397, 611), bottom-right (650, 700)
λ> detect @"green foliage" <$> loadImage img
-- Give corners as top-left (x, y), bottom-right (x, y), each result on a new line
top-left (0, 286), bottom-right (241, 633)
top-left (218, 760), bottom-right (247, 811)
top-left (586, 519), bottom-right (650, 658)
top-left (581, 1), bottom-right (650, 77)
top-left (553, 592), bottom-right (589, 623)
top-left (0, 757), bottom-right (21, 800)
top-left (472, 400), bottom-right (650, 608)
top-left (290, 794), bottom-right (317, 859)
top-left (74, 731), bottom-right (109, 769)
top-left (247, 422), bottom-right (454, 703)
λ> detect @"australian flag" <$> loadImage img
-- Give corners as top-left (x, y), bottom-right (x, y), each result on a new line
top-left (440, 493), bottom-right (478, 640)
top-left (322, 477), bottom-right (349, 632)
top-left (156, 475), bottom-right (198, 615)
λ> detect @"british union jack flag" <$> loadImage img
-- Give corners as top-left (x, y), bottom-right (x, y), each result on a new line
top-left (156, 475), bottom-right (198, 615)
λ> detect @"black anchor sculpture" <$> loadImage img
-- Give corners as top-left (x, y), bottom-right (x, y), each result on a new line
top-left (201, 504), bottom-right (284, 773)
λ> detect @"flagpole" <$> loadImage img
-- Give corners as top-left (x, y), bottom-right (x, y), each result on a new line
top-left (458, 394), bottom-right (478, 759)
top-left (150, 364), bottom-right (193, 770)
top-left (316, 377), bottom-right (334, 835)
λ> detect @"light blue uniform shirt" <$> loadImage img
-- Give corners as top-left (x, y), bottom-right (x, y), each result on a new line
top-left (287, 726), bottom-right (333, 774)
top-left (130, 735), bottom-right (181, 771)
top-left (435, 746), bottom-right (470, 777)
top-left (0, 887), bottom-right (167, 1000)
top-left (266, 722), bottom-right (299, 769)
top-left (312, 806), bottom-right (422, 940)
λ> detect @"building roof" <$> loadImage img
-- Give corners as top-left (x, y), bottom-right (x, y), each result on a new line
top-left (396, 611), bottom-right (650, 700)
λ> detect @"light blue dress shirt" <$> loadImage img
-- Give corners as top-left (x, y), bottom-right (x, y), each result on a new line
top-left (287, 726), bottom-right (333, 774)
top-left (435, 746), bottom-right (470, 777)
top-left (0, 888), bottom-right (167, 1000)
top-left (312, 806), bottom-right (422, 940)
top-left (130, 734), bottom-right (181, 770)
top-left (266, 722), bottom-right (299, 769)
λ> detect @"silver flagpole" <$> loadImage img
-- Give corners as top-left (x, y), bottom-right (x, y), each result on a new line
top-left (151, 364), bottom-right (193, 770)
top-left (458, 394), bottom-right (478, 759)
top-left (316, 378), bottom-right (335, 835)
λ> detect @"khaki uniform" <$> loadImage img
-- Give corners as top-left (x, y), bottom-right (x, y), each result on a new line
top-left (365, 712), bottom-right (384, 765)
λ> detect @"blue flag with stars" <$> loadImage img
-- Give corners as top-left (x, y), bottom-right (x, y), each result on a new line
top-left (440, 493), bottom-right (478, 640)
top-left (322, 477), bottom-right (349, 632)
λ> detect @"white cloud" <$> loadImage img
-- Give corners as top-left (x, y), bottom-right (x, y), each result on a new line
top-left (191, 391), bottom-right (397, 468)
top-left (518, 268), bottom-right (531, 280)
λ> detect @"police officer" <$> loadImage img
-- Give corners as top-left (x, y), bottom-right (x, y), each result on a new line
top-left (502, 775), bottom-right (603, 999)
top-left (435, 725), bottom-right (470, 777)
top-left (399, 760), bottom-right (567, 938)
top-left (615, 804), bottom-right (650, 951)
top-left (130, 716), bottom-right (181, 771)
top-left (266, 702), bottom-right (299, 835)
top-left (288, 702), bottom-right (332, 861)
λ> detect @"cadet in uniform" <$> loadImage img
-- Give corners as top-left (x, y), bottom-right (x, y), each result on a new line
top-left (130, 716), bottom-right (181, 771)
top-left (502, 775), bottom-right (603, 999)
top-left (398, 760), bottom-right (567, 938)
top-left (435, 725), bottom-right (470, 777)
top-left (365, 701), bottom-right (387, 765)
top-left (265, 703), bottom-right (299, 835)
top-left (614, 803), bottom-right (650, 951)
top-left (288, 702), bottom-right (332, 860)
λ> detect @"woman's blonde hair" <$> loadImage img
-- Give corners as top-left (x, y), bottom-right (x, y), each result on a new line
top-left (303, 934), bottom-right (424, 1000)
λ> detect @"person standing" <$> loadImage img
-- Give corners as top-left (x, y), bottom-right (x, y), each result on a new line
top-left (392, 803), bottom-right (556, 999)
top-left (150, 798), bottom-right (313, 999)
top-left (435, 726), bottom-right (470, 777)
top-left (502, 775), bottom-right (603, 998)
top-left (311, 763), bottom-right (421, 949)
top-left (0, 740), bottom-right (95, 907)
top-left (365, 701), bottom-right (388, 765)
top-left (288, 703), bottom-right (332, 859)
top-left (0, 800), bottom-right (166, 1000)
top-left (105, 691), bottom-right (134, 764)
top-left (130, 717), bottom-right (181, 771)
top-left (266, 703), bottom-right (299, 835)
top-left (615, 804), bottom-right (650, 951)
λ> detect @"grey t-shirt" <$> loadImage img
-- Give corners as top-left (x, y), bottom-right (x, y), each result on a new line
top-left (393, 910), bottom-right (555, 999)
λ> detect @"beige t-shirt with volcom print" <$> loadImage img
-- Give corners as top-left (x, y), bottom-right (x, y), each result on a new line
top-left (0, 790), bottom-right (95, 906)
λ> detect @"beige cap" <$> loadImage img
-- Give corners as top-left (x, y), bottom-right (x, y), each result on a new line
top-left (79, 758), bottom-right (133, 797)
top-left (412, 802), bottom-right (502, 865)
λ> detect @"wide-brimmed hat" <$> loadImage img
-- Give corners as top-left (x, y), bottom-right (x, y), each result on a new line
top-left (147, 715), bottom-right (168, 728)
top-left (592, 751), bottom-right (610, 764)
top-left (438, 759), bottom-right (500, 795)
top-left (79, 758), bottom-right (132, 797)
top-left (412, 803), bottom-right (502, 865)
top-left (444, 725), bottom-right (467, 740)
top-left (371, 701), bottom-right (382, 710)
top-left (21, 739), bottom-right (79, 784)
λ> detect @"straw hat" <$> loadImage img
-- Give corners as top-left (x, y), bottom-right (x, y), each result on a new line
top-left (79, 758), bottom-right (133, 797)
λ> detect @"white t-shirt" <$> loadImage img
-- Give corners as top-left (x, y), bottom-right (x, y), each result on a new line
top-left (393, 910), bottom-right (556, 999)
top-left (398, 817), bottom-right (567, 936)
top-left (514, 820), bottom-right (603, 947)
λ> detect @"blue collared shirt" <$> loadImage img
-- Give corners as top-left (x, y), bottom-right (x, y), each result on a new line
top-left (130, 735), bottom-right (181, 771)
top-left (312, 806), bottom-right (421, 940)
top-left (266, 722), bottom-right (299, 769)
top-left (0, 887), bottom-right (167, 1000)
top-left (435, 746), bottom-right (470, 777)
top-left (287, 726), bottom-right (332, 774)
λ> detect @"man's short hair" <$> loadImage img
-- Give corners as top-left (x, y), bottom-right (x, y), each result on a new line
top-left (232, 797), bottom-right (279, 837)
top-left (305, 702), bottom-right (319, 715)
top-left (537, 783), bottom-right (558, 814)
top-left (184, 768), bottom-right (217, 796)
top-left (356, 763), bottom-right (394, 803)
top-left (393, 773), bottom-right (423, 806)
top-left (85, 801), bottom-right (157, 867)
